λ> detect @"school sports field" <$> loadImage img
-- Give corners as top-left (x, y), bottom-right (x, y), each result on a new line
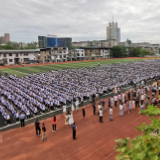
top-left (0, 57), bottom-right (158, 78)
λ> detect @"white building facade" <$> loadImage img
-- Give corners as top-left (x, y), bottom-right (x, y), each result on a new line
top-left (0, 50), bottom-right (39, 65)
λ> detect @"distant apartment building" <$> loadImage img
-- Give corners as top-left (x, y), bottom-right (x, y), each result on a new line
top-left (38, 36), bottom-right (72, 49)
top-left (0, 49), bottom-right (39, 65)
top-left (4, 33), bottom-right (10, 43)
top-left (118, 41), bottom-right (160, 55)
top-left (35, 47), bottom-right (68, 63)
top-left (107, 22), bottom-right (121, 43)
top-left (0, 36), bottom-right (5, 44)
top-left (0, 33), bottom-right (10, 44)
top-left (80, 47), bottom-right (111, 60)
top-left (68, 49), bottom-right (85, 61)
top-left (72, 39), bottom-right (117, 48)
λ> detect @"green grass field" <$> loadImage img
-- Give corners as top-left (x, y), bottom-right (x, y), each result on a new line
top-left (0, 58), bottom-right (151, 78)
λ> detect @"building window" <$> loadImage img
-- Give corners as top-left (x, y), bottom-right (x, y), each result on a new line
top-left (24, 53), bottom-right (28, 56)
top-left (24, 58), bottom-right (29, 61)
top-left (60, 55), bottom-right (62, 58)
top-left (16, 53), bottom-right (18, 57)
top-left (3, 54), bottom-right (6, 57)
top-left (44, 56), bottom-right (46, 59)
top-left (63, 55), bottom-right (66, 58)
top-left (9, 59), bottom-right (12, 62)
top-left (38, 57), bottom-right (40, 60)
top-left (9, 53), bottom-right (12, 56)
top-left (82, 54), bottom-right (83, 56)
top-left (20, 53), bottom-right (22, 56)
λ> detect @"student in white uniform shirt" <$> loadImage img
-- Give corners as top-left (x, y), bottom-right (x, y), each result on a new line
top-left (141, 94), bottom-right (144, 104)
top-left (16, 111), bottom-right (19, 121)
top-left (26, 109), bottom-right (30, 118)
top-left (75, 99), bottom-right (79, 111)
top-left (109, 107), bottom-right (113, 121)
top-left (98, 102), bottom-right (102, 114)
top-left (114, 95), bottom-right (118, 107)
top-left (63, 105), bottom-right (67, 115)
top-left (99, 108), bottom-right (103, 123)
top-left (119, 102), bottom-right (123, 116)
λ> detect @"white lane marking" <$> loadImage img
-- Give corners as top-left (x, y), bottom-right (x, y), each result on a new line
top-left (3, 70), bottom-right (28, 75)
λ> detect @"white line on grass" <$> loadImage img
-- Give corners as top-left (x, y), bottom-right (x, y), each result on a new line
top-left (3, 70), bottom-right (29, 75)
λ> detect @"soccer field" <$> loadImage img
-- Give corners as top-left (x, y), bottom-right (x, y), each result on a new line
top-left (0, 58), bottom-right (152, 78)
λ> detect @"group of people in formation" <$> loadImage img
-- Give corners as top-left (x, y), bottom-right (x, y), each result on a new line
top-left (33, 78), bottom-right (160, 142)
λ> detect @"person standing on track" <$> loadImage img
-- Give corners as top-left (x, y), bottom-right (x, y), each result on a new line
top-left (82, 107), bottom-right (86, 119)
top-left (19, 112), bottom-right (25, 127)
top-left (109, 107), bottom-right (113, 121)
top-left (101, 100), bottom-right (105, 111)
top-left (99, 108), bottom-right (103, 123)
top-left (42, 123), bottom-right (47, 142)
top-left (114, 95), bottom-right (117, 107)
top-left (93, 103), bottom-right (96, 115)
top-left (108, 98), bottom-right (111, 109)
top-left (35, 119), bottom-right (41, 136)
top-left (63, 105), bottom-right (67, 115)
top-left (119, 102), bottom-right (123, 116)
top-left (72, 122), bottom-right (77, 140)
top-left (52, 116), bottom-right (57, 132)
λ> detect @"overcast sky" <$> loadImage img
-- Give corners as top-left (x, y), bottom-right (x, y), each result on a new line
top-left (0, 0), bottom-right (160, 43)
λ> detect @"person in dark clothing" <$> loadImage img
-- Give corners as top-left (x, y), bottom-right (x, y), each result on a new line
top-left (108, 99), bottom-right (111, 109)
top-left (19, 112), bottom-right (25, 127)
top-left (101, 100), bottom-right (105, 111)
top-left (42, 123), bottom-right (47, 142)
top-left (136, 96), bottom-right (139, 108)
top-left (82, 107), bottom-right (85, 119)
top-left (72, 122), bottom-right (77, 140)
top-left (92, 94), bottom-right (95, 103)
top-left (35, 119), bottom-right (41, 136)
top-left (92, 103), bottom-right (96, 115)
top-left (128, 92), bottom-right (130, 100)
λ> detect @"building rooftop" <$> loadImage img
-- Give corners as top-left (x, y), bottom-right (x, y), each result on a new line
top-left (0, 49), bottom-right (40, 53)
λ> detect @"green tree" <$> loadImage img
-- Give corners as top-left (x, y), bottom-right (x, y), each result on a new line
top-left (111, 46), bottom-right (127, 58)
top-left (114, 105), bottom-right (160, 160)
top-left (130, 47), bottom-right (141, 57)
top-left (126, 39), bottom-right (132, 45)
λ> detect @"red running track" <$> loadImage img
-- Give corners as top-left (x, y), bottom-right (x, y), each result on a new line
top-left (0, 93), bottom-right (151, 160)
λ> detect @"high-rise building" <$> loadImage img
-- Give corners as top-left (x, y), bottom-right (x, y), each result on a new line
top-left (38, 36), bottom-right (72, 49)
top-left (107, 22), bottom-right (120, 43)
top-left (4, 33), bottom-right (10, 43)
top-left (0, 36), bottom-right (5, 44)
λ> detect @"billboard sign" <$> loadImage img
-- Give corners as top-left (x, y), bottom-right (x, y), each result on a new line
top-left (47, 34), bottom-right (57, 37)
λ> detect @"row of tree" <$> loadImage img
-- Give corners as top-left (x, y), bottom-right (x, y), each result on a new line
top-left (0, 41), bottom-right (38, 50)
top-left (111, 46), bottom-right (155, 58)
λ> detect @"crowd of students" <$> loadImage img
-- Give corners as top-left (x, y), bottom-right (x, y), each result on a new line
top-left (1, 59), bottom-right (160, 127)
